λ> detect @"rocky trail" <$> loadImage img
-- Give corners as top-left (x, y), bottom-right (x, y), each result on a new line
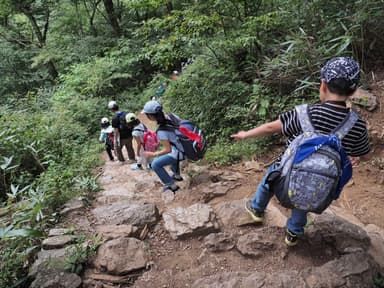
top-left (28, 84), bottom-right (384, 287)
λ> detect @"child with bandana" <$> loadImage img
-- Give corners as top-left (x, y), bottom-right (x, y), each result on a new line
top-left (231, 57), bottom-right (370, 246)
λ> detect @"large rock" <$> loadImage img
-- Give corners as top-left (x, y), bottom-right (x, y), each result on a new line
top-left (42, 235), bottom-right (74, 250)
top-left (215, 199), bottom-right (287, 228)
top-left (203, 232), bottom-right (235, 252)
top-left (307, 213), bottom-right (370, 253)
top-left (303, 252), bottom-right (380, 288)
top-left (93, 201), bottom-right (159, 228)
top-left (215, 199), bottom-right (259, 227)
top-left (162, 203), bottom-right (220, 239)
top-left (236, 228), bottom-right (279, 258)
top-left (29, 246), bottom-right (76, 277)
top-left (365, 224), bottom-right (384, 268)
top-left (200, 182), bottom-right (231, 202)
top-left (30, 259), bottom-right (82, 288)
top-left (93, 237), bottom-right (148, 275)
top-left (60, 198), bottom-right (85, 215)
top-left (351, 88), bottom-right (378, 111)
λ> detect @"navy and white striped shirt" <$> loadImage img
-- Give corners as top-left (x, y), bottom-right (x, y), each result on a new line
top-left (279, 103), bottom-right (370, 157)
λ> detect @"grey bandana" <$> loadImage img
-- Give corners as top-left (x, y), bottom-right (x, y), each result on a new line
top-left (320, 57), bottom-right (360, 87)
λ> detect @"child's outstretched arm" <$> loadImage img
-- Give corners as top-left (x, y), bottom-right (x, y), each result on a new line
top-left (231, 119), bottom-right (282, 140)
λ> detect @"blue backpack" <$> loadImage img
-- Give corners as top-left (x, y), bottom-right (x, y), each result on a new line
top-left (268, 104), bottom-right (358, 213)
top-left (159, 114), bottom-right (207, 161)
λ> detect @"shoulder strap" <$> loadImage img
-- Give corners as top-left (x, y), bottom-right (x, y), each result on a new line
top-left (295, 104), bottom-right (315, 133)
top-left (333, 109), bottom-right (359, 140)
top-left (133, 124), bottom-right (147, 133)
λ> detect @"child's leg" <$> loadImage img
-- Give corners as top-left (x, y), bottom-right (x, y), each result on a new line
top-left (251, 162), bottom-right (278, 211)
top-left (105, 143), bottom-right (114, 160)
top-left (114, 139), bottom-right (124, 162)
top-left (122, 137), bottom-right (135, 161)
top-left (151, 155), bottom-right (177, 186)
top-left (286, 209), bottom-right (308, 236)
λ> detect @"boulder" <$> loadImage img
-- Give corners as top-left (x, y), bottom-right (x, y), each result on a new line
top-left (203, 232), bottom-right (235, 252)
top-left (29, 259), bottom-right (81, 288)
top-left (307, 213), bottom-right (370, 253)
top-left (29, 246), bottom-right (76, 277)
top-left (92, 201), bottom-right (159, 228)
top-left (200, 182), bottom-right (231, 203)
top-left (215, 199), bottom-right (259, 227)
top-left (60, 198), bottom-right (84, 215)
top-left (93, 237), bottom-right (148, 275)
top-left (303, 252), bottom-right (380, 288)
top-left (236, 229), bottom-right (279, 258)
top-left (162, 203), bottom-right (220, 239)
top-left (42, 235), bottom-right (74, 250)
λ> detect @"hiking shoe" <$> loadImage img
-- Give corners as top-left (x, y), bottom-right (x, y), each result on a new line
top-left (162, 183), bottom-right (180, 193)
top-left (285, 229), bottom-right (298, 247)
top-left (172, 174), bottom-right (183, 181)
top-left (244, 200), bottom-right (264, 222)
top-left (130, 164), bottom-right (143, 170)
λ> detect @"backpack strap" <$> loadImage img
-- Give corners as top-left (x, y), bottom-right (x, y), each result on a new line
top-left (133, 124), bottom-right (147, 133)
top-left (295, 104), bottom-right (315, 133)
top-left (332, 109), bottom-right (359, 140)
top-left (296, 104), bottom-right (358, 139)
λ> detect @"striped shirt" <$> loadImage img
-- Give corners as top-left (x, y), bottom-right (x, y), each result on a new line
top-left (279, 103), bottom-right (370, 157)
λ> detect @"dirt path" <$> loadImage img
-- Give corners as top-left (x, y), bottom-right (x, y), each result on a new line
top-left (75, 143), bottom-right (382, 287)
top-left (79, 81), bottom-right (384, 286)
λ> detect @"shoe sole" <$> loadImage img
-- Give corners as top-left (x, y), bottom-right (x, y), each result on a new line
top-left (244, 202), bottom-right (264, 223)
top-left (284, 237), bottom-right (298, 247)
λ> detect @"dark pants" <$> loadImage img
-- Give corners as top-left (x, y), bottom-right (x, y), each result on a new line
top-left (115, 136), bottom-right (135, 162)
top-left (105, 142), bottom-right (114, 160)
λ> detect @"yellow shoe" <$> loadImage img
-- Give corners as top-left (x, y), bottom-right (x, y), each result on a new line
top-left (285, 229), bottom-right (298, 246)
top-left (244, 200), bottom-right (264, 223)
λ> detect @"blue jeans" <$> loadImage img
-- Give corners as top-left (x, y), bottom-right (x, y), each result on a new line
top-left (151, 155), bottom-right (179, 186)
top-left (251, 163), bottom-right (308, 236)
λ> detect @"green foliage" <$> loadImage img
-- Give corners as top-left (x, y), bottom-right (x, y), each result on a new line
top-left (64, 234), bottom-right (102, 274)
top-left (0, 95), bottom-right (103, 287)
top-left (163, 57), bottom-right (253, 142)
top-left (374, 273), bottom-right (384, 288)
top-left (205, 138), bottom-right (271, 165)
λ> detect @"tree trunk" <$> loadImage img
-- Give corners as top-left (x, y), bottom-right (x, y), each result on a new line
top-left (23, 10), bottom-right (58, 80)
top-left (103, 0), bottom-right (121, 37)
top-left (166, 1), bottom-right (173, 13)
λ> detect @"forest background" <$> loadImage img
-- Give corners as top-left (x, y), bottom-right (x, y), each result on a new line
top-left (0, 0), bottom-right (384, 286)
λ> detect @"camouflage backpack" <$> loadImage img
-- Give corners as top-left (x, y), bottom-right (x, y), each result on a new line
top-left (268, 104), bottom-right (358, 213)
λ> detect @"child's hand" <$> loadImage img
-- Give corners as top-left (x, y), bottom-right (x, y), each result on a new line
top-left (231, 131), bottom-right (248, 140)
top-left (143, 151), bottom-right (154, 158)
top-left (349, 156), bottom-right (360, 167)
